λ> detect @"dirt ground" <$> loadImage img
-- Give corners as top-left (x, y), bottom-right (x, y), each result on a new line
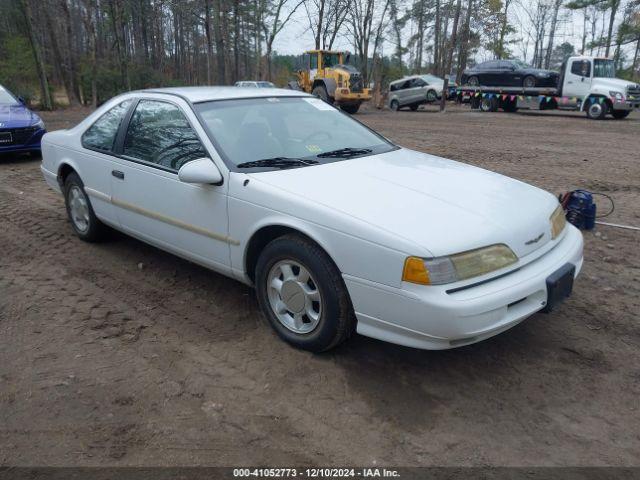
top-left (1, 104), bottom-right (639, 468)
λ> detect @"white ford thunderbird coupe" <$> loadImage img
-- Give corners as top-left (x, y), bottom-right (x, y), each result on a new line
top-left (41, 87), bottom-right (583, 352)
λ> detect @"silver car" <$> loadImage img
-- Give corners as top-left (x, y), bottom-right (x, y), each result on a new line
top-left (388, 75), bottom-right (444, 111)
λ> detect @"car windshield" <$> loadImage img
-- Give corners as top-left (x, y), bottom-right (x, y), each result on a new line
top-left (257, 82), bottom-right (275, 88)
top-left (593, 59), bottom-right (616, 78)
top-left (0, 88), bottom-right (17, 105)
top-left (195, 96), bottom-right (394, 170)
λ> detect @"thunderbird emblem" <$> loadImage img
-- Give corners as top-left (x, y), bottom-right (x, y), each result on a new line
top-left (525, 233), bottom-right (545, 245)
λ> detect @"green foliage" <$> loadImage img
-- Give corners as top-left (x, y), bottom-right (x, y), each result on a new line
top-left (0, 35), bottom-right (38, 100)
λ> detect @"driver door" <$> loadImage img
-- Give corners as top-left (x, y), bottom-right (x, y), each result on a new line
top-left (110, 98), bottom-right (232, 271)
top-left (564, 59), bottom-right (592, 101)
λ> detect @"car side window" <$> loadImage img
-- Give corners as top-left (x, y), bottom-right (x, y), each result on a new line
top-left (499, 61), bottom-right (513, 70)
top-left (82, 100), bottom-right (133, 152)
top-left (122, 100), bottom-right (207, 171)
top-left (571, 60), bottom-right (591, 77)
top-left (411, 78), bottom-right (426, 87)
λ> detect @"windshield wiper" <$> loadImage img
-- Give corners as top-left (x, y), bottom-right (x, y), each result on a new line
top-left (237, 157), bottom-right (319, 169)
top-left (316, 147), bottom-right (373, 158)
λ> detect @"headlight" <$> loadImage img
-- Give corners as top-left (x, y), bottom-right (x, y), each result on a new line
top-left (33, 119), bottom-right (45, 129)
top-left (402, 244), bottom-right (518, 286)
top-left (550, 204), bottom-right (566, 240)
top-left (609, 91), bottom-right (624, 102)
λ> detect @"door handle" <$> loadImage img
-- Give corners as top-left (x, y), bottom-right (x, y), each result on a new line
top-left (112, 170), bottom-right (124, 180)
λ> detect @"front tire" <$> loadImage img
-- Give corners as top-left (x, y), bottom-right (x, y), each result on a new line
top-left (611, 110), bottom-right (630, 119)
top-left (64, 172), bottom-right (106, 242)
top-left (426, 89), bottom-right (437, 102)
top-left (255, 235), bottom-right (356, 352)
top-left (312, 85), bottom-right (332, 104)
top-left (341, 103), bottom-right (360, 114)
top-left (586, 98), bottom-right (608, 120)
top-left (523, 75), bottom-right (537, 88)
top-left (467, 76), bottom-right (479, 86)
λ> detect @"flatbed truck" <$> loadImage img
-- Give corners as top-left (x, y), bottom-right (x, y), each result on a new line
top-left (456, 56), bottom-right (640, 120)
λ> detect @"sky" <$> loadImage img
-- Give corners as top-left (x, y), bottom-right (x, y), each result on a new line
top-left (271, 2), bottom-right (635, 66)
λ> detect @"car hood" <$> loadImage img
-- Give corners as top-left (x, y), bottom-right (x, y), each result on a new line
top-left (592, 77), bottom-right (638, 92)
top-left (249, 148), bottom-right (558, 258)
top-left (0, 104), bottom-right (41, 128)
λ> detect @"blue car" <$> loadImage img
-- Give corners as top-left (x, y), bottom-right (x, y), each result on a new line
top-left (0, 84), bottom-right (46, 155)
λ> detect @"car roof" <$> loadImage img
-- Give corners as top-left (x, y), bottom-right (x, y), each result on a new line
top-left (137, 86), bottom-right (308, 103)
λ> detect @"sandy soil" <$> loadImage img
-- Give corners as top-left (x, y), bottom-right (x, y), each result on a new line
top-left (1, 104), bottom-right (639, 467)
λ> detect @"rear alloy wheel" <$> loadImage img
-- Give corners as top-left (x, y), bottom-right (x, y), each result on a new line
top-left (390, 99), bottom-right (400, 111)
top-left (480, 97), bottom-right (499, 112)
top-left (64, 172), bottom-right (106, 242)
top-left (523, 76), bottom-right (537, 88)
top-left (467, 76), bottom-right (479, 86)
top-left (586, 98), bottom-right (608, 120)
top-left (611, 110), bottom-right (630, 119)
top-left (255, 234), bottom-right (355, 352)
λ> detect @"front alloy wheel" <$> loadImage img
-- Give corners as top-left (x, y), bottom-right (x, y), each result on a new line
top-left (255, 234), bottom-right (356, 352)
top-left (586, 100), bottom-right (607, 120)
top-left (267, 260), bottom-right (322, 334)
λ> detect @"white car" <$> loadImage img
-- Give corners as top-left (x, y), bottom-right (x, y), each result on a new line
top-left (40, 87), bottom-right (583, 352)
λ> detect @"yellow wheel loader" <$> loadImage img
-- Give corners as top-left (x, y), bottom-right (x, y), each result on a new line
top-left (289, 50), bottom-right (372, 114)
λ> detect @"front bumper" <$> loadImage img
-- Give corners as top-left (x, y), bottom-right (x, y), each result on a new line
top-left (613, 99), bottom-right (640, 111)
top-left (345, 225), bottom-right (584, 350)
top-left (0, 127), bottom-right (45, 153)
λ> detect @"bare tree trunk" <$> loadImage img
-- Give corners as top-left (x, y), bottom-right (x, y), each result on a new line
top-left (204, 0), bottom-right (214, 84)
top-left (604, 0), bottom-right (620, 57)
top-left (434, 0), bottom-right (441, 74)
top-left (21, 0), bottom-right (53, 110)
top-left (456, 0), bottom-right (473, 83)
top-left (496, 0), bottom-right (512, 59)
top-left (633, 37), bottom-right (640, 81)
top-left (544, 0), bottom-right (563, 69)
top-left (43, 3), bottom-right (78, 106)
top-left (440, 0), bottom-right (461, 112)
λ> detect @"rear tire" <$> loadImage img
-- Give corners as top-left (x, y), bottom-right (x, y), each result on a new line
top-left (390, 99), bottom-right (400, 111)
top-left (63, 172), bottom-right (107, 242)
top-left (480, 96), bottom-right (499, 112)
top-left (467, 76), bottom-right (479, 86)
top-left (255, 234), bottom-right (356, 352)
top-left (611, 110), bottom-right (630, 119)
top-left (341, 104), bottom-right (360, 114)
top-left (523, 76), bottom-right (537, 88)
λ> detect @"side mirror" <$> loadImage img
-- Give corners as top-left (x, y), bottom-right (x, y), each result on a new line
top-left (178, 158), bottom-right (223, 185)
top-left (17, 96), bottom-right (25, 105)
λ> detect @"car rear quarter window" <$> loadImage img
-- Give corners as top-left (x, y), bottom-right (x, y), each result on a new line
top-left (122, 100), bottom-right (207, 171)
top-left (82, 99), bottom-right (132, 152)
